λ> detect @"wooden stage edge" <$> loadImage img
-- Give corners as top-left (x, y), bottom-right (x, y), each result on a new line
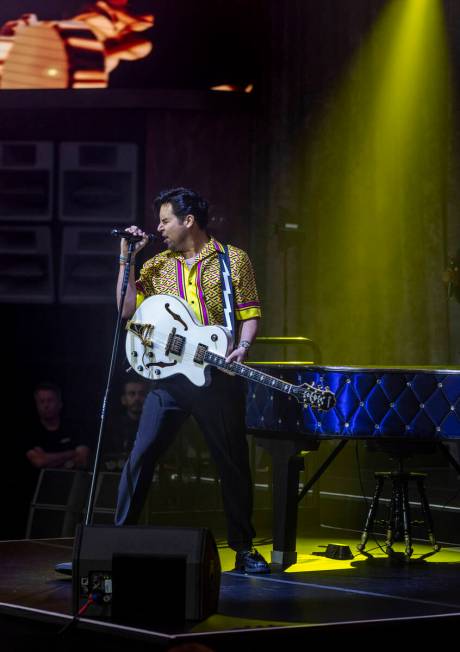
top-left (2, 599), bottom-right (460, 649)
top-left (3, 536), bottom-right (460, 650)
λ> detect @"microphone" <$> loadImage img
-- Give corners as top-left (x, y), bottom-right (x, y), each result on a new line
top-left (111, 228), bottom-right (158, 242)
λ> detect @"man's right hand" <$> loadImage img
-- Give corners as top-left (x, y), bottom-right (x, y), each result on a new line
top-left (121, 226), bottom-right (150, 258)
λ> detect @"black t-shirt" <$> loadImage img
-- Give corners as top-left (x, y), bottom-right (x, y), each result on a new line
top-left (23, 418), bottom-right (84, 455)
top-left (2, 418), bottom-right (84, 506)
top-left (104, 413), bottom-right (139, 456)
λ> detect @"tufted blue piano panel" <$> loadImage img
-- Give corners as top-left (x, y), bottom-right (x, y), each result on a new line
top-left (245, 365), bottom-right (460, 440)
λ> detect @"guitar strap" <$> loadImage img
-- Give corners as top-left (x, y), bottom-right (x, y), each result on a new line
top-left (218, 245), bottom-right (236, 340)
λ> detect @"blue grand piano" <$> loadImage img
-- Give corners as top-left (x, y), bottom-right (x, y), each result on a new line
top-left (245, 364), bottom-right (460, 565)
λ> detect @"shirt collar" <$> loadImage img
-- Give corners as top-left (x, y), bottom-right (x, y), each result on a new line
top-left (165, 237), bottom-right (224, 262)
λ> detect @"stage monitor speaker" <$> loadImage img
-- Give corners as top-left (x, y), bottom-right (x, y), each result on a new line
top-left (59, 225), bottom-right (119, 303)
top-left (0, 226), bottom-right (54, 303)
top-left (94, 471), bottom-right (120, 510)
top-left (27, 507), bottom-right (70, 539)
top-left (89, 471), bottom-right (120, 523)
top-left (0, 141), bottom-right (53, 221)
top-left (26, 469), bottom-right (91, 538)
top-left (33, 468), bottom-right (78, 506)
top-left (73, 525), bottom-right (221, 624)
top-left (59, 142), bottom-right (137, 222)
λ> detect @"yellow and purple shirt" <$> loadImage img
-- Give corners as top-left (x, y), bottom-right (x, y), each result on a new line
top-left (135, 237), bottom-right (261, 325)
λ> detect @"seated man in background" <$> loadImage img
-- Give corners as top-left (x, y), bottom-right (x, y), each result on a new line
top-left (103, 379), bottom-right (148, 469)
top-left (0, 381), bottom-right (90, 540)
top-left (25, 381), bottom-right (90, 470)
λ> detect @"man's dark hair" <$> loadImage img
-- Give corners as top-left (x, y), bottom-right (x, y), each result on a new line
top-left (153, 187), bottom-right (209, 230)
top-left (33, 381), bottom-right (62, 400)
top-left (122, 379), bottom-right (148, 392)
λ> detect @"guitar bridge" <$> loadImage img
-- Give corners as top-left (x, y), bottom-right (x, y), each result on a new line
top-left (165, 328), bottom-right (185, 356)
top-left (194, 343), bottom-right (208, 364)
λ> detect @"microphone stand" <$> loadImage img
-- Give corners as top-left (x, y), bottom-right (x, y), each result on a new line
top-left (84, 240), bottom-right (137, 525)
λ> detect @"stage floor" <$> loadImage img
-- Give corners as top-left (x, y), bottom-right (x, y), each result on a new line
top-left (2, 531), bottom-right (460, 650)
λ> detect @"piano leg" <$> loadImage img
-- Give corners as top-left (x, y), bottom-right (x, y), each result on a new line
top-left (297, 440), bottom-right (348, 502)
top-left (255, 437), bottom-right (319, 568)
top-left (438, 442), bottom-right (460, 475)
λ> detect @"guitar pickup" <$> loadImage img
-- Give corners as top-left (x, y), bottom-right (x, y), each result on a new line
top-left (194, 343), bottom-right (208, 364)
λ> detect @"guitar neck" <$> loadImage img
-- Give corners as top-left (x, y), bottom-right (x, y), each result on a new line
top-left (204, 351), bottom-right (294, 395)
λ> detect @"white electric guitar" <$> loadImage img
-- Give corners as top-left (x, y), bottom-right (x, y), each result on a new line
top-left (125, 294), bottom-right (336, 411)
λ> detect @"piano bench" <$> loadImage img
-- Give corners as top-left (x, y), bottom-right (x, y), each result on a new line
top-left (357, 470), bottom-right (441, 560)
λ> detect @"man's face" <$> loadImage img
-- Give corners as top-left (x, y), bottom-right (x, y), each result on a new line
top-left (34, 390), bottom-right (62, 421)
top-left (121, 382), bottom-right (147, 419)
top-left (157, 203), bottom-right (190, 252)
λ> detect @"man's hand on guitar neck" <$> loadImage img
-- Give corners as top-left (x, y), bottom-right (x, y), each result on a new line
top-left (226, 343), bottom-right (250, 364)
top-left (225, 318), bottom-right (259, 364)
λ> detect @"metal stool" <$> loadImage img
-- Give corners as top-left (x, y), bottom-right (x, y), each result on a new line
top-left (357, 468), bottom-right (440, 559)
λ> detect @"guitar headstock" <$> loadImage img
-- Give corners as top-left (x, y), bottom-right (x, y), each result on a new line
top-left (294, 382), bottom-right (336, 411)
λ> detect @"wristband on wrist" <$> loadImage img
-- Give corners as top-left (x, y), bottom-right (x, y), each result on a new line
top-left (238, 340), bottom-right (251, 351)
top-left (119, 255), bottom-right (128, 265)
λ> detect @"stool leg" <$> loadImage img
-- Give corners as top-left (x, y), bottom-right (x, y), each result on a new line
top-left (401, 478), bottom-right (413, 559)
top-left (385, 480), bottom-right (398, 554)
top-left (416, 477), bottom-right (441, 553)
top-left (357, 477), bottom-right (384, 552)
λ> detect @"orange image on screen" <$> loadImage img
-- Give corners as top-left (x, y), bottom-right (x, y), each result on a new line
top-left (0, 1), bottom-right (154, 89)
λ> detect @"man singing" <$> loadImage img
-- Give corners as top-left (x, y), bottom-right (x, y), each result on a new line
top-left (115, 187), bottom-right (269, 574)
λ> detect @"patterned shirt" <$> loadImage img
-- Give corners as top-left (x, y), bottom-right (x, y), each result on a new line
top-left (136, 237), bottom-right (261, 325)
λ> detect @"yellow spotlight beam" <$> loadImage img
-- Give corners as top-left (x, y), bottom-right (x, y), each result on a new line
top-left (301, 0), bottom-right (452, 364)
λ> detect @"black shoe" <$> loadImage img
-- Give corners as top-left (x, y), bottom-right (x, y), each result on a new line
top-left (235, 549), bottom-right (270, 574)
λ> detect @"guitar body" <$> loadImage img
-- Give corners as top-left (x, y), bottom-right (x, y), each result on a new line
top-left (125, 294), bottom-right (336, 411)
top-left (125, 294), bottom-right (233, 386)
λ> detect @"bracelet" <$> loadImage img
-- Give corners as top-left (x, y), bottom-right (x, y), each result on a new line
top-left (119, 255), bottom-right (128, 265)
top-left (238, 340), bottom-right (251, 351)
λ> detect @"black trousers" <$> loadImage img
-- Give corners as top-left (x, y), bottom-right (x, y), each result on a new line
top-left (115, 370), bottom-right (255, 551)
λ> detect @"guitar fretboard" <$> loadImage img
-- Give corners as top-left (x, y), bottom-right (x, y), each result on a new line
top-left (204, 351), bottom-right (293, 395)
